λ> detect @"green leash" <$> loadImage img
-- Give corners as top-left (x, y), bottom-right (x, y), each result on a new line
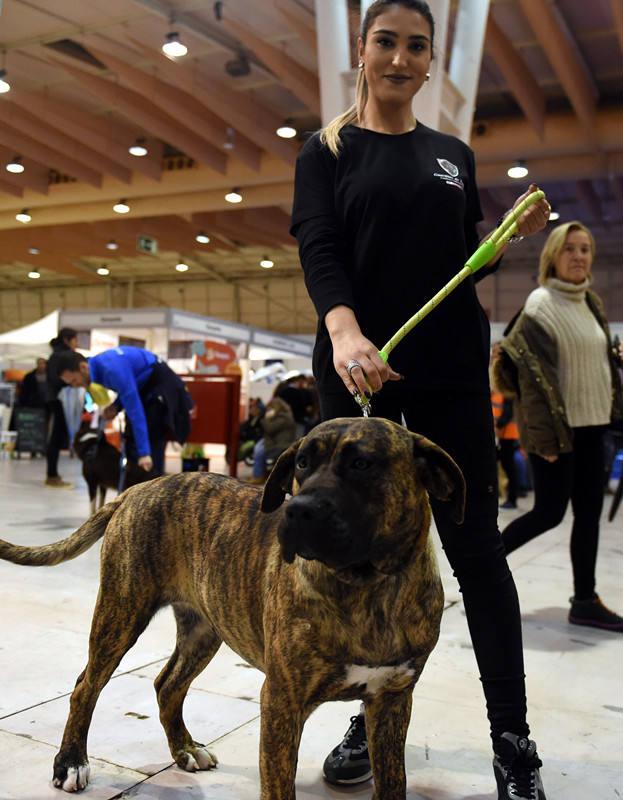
top-left (353, 189), bottom-right (547, 415)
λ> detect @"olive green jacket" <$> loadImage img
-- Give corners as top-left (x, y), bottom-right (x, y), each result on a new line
top-left (494, 290), bottom-right (623, 457)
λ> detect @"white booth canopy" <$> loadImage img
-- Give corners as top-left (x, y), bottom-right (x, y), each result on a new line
top-left (0, 310), bottom-right (60, 364)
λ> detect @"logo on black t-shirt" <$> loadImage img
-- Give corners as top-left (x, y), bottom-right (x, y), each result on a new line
top-left (434, 157), bottom-right (464, 190)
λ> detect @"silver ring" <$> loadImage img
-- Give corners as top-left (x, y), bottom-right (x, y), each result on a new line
top-left (345, 359), bottom-right (362, 378)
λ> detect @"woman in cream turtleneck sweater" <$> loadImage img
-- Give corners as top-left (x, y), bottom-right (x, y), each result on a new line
top-left (496, 221), bottom-right (623, 632)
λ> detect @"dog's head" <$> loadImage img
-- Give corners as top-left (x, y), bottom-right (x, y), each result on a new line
top-left (73, 420), bottom-right (101, 462)
top-left (261, 418), bottom-right (465, 583)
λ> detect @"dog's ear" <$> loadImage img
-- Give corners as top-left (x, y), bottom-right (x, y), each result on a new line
top-left (410, 433), bottom-right (466, 524)
top-left (260, 439), bottom-right (302, 513)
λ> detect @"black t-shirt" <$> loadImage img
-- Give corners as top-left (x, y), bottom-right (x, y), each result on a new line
top-left (291, 123), bottom-right (498, 393)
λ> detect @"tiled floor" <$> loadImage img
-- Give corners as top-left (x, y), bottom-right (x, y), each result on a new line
top-left (0, 451), bottom-right (621, 799)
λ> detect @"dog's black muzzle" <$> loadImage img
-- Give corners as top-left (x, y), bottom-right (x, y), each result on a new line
top-left (279, 493), bottom-right (366, 567)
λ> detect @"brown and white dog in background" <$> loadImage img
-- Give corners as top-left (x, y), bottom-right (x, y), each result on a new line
top-left (0, 417), bottom-right (465, 800)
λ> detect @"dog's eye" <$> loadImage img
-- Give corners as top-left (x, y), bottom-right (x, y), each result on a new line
top-left (352, 457), bottom-right (371, 471)
top-left (295, 455), bottom-right (309, 470)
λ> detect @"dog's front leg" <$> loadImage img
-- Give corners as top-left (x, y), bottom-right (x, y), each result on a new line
top-left (258, 681), bottom-right (305, 800)
top-left (365, 689), bottom-right (413, 800)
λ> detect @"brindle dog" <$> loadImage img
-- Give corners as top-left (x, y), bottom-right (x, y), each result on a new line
top-left (0, 417), bottom-right (465, 800)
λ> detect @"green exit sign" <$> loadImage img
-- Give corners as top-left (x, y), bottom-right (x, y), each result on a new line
top-left (137, 235), bottom-right (158, 255)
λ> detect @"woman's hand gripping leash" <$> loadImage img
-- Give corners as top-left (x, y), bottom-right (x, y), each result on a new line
top-left (349, 187), bottom-right (550, 416)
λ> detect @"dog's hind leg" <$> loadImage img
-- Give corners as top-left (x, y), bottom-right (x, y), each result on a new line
top-left (52, 590), bottom-right (156, 792)
top-left (97, 486), bottom-right (106, 510)
top-left (154, 603), bottom-right (222, 773)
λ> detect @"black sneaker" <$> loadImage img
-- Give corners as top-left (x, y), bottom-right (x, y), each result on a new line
top-left (569, 594), bottom-right (623, 632)
top-left (323, 713), bottom-right (372, 785)
top-left (493, 732), bottom-right (545, 800)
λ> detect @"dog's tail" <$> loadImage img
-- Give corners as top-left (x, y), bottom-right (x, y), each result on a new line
top-left (0, 497), bottom-right (123, 567)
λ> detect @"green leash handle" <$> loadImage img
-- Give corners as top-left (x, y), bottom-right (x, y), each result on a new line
top-left (353, 189), bottom-right (546, 414)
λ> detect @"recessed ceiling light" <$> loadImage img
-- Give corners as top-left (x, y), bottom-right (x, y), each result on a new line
top-left (276, 121), bottom-right (297, 139)
top-left (113, 199), bottom-right (130, 214)
top-left (260, 256), bottom-right (274, 269)
top-left (28, 270), bottom-right (40, 279)
top-left (16, 208), bottom-right (31, 223)
top-left (106, 239), bottom-right (119, 250)
top-left (162, 31), bottom-right (188, 58)
top-left (0, 69), bottom-right (10, 94)
top-left (507, 160), bottom-right (528, 179)
top-left (28, 246), bottom-right (40, 255)
top-left (225, 188), bottom-right (242, 204)
top-left (195, 232), bottom-right (210, 244)
top-left (175, 262), bottom-right (189, 272)
top-left (548, 210), bottom-right (560, 221)
top-left (97, 266), bottom-right (110, 276)
top-left (129, 138), bottom-right (148, 157)
top-left (6, 156), bottom-right (24, 174)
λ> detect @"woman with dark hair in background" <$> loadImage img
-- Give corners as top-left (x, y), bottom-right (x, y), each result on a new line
top-left (291, 1), bottom-right (550, 797)
top-left (45, 327), bottom-right (78, 487)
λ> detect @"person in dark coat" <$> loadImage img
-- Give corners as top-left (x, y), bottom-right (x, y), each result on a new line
top-left (45, 328), bottom-right (78, 487)
top-left (19, 358), bottom-right (49, 409)
top-left (55, 346), bottom-right (194, 477)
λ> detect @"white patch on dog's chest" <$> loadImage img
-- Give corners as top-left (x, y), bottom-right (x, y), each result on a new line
top-left (343, 663), bottom-right (415, 694)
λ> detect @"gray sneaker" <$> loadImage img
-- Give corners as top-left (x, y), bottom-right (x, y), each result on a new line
top-left (493, 732), bottom-right (546, 800)
top-left (322, 713), bottom-right (372, 785)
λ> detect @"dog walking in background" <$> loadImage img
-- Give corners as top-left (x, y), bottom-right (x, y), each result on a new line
top-left (0, 418), bottom-right (464, 800)
top-left (72, 417), bottom-right (152, 515)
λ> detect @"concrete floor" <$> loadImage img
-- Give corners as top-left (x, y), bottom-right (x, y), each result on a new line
top-left (0, 450), bottom-right (621, 800)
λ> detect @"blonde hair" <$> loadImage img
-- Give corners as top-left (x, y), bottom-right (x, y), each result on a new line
top-left (538, 221), bottom-right (596, 285)
top-left (319, 0), bottom-right (435, 158)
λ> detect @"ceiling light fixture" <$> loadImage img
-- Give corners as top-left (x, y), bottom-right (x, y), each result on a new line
top-left (28, 270), bottom-right (40, 279)
top-left (162, 31), bottom-right (188, 58)
top-left (225, 187), bottom-right (242, 204)
top-left (6, 156), bottom-right (24, 174)
top-left (97, 266), bottom-right (110, 276)
top-left (28, 246), bottom-right (40, 255)
top-left (276, 120), bottom-right (297, 139)
top-left (195, 231), bottom-right (210, 244)
top-left (16, 208), bottom-right (32, 223)
top-left (129, 138), bottom-right (148, 157)
top-left (260, 256), bottom-right (274, 269)
top-left (175, 262), bottom-right (190, 272)
top-left (0, 69), bottom-right (10, 94)
top-left (113, 199), bottom-right (130, 214)
top-left (548, 209), bottom-right (560, 222)
top-left (106, 239), bottom-right (119, 250)
top-left (507, 160), bottom-right (528, 179)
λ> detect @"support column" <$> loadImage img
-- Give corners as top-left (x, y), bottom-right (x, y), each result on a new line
top-left (448, 0), bottom-right (491, 143)
top-left (315, 0), bottom-right (351, 125)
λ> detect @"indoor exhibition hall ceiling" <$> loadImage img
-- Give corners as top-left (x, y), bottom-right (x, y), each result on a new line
top-left (0, 0), bottom-right (622, 300)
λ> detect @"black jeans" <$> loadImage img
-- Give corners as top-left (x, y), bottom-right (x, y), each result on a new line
top-left (499, 439), bottom-right (519, 504)
top-left (46, 400), bottom-right (68, 478)
top-left (320, 383), bottom-right (529, 742)
top-left (502, 426), bottom-right (606, 601)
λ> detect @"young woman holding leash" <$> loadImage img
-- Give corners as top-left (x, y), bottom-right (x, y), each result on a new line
top-left (290, 1), bottom-right (550, 798)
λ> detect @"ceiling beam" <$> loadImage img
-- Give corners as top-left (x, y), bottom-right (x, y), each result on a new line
top-left (0, 146), bottom-right (50, 196)
top-left (0, 120), bottom-right (102, 187)
top-left (124, 37), bottom-right (299, 165)
top-left (194, 212), bottom-right (283, 249)
top-left (52, 59), bottom-right (229, 173)
top-left (1, 102), bottom-right (132, 184)
top-left (517, 0), bottom-right (598, 137)
top-left (0, 179), bottom-right (23, 198)
top-left (84, 41), bottom-right (263, 172)
top-left (477, 151), bottom-right (623, 186)
top-left (240, 207), bottom-right (292, 243)
top-left (219, 13), bottom-right (321, 114)
top-left (0, 182), bottom-right (295, 230)
top-left (273, 0), bottom-right (318, 57)
top-left (484, 14), bottom-right (546, 138)
top-left (9, 91), bottom-right (162, 182)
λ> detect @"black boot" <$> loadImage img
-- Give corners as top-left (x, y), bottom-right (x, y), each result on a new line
top-left (322, 712), bottom-right (372, 785)
top-left (569, 594), bottom-right (623, 631)
top-left (493, 732), bottom-right (546, 800)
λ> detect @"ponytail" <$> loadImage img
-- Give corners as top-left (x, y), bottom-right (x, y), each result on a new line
top-left (320, 67), bottom-right (369, 157)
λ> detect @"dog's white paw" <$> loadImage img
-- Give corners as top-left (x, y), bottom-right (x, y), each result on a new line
top-left (53, 764), bottom-right (90, 792)
top-left (180, 744), bottom-right (218, 772)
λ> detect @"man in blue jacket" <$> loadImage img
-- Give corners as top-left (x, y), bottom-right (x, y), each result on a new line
top-left (56, 346), bottom-right (193, 476)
